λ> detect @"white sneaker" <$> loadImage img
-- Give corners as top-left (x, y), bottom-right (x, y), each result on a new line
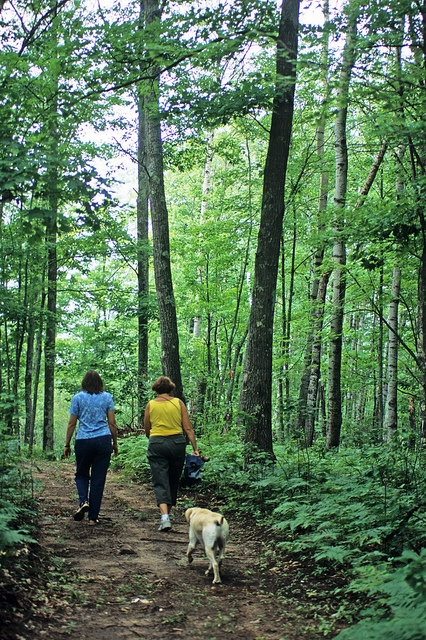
top-left (158, 519), bottom-right (172, 531)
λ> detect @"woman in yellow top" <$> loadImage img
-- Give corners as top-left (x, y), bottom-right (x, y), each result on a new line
top-left (144, 376), bottom-right (199, 531)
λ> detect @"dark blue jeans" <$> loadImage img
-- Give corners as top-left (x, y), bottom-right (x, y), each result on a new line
top-left (74, 435), bottom-right (112, 521)
top-left (147, 434), bottom-right (186, 506)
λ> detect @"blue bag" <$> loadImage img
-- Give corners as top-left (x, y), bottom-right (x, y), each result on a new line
top-left (182, 454), bottom-right (205, 487)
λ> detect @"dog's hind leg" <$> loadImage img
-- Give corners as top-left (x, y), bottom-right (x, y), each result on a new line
top-left (205, 546), bottom-right (220, 584)
top-left (216, 541), bottom-right (226, 568)
top-left (186, 529), bottom-right (198, 564)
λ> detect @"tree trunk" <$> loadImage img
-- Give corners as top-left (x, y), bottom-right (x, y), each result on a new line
top-left (24, 249), bottom-right (39, 445)
top-left (277, 236), bottom-right (286, 441)
top-left (326, 11), bottom-right (357, 451)
top-left (416, 178), bottom-right (426, 442)
top-left (297, 0), bottom-right (330, 432)
top-left (408, 14), bottom-right (426, 445)
top-left (382, 28), bottom-right (405, 442)
top-left (136, 35), bottom-right (150, 423)
top-left (43, 6), bottom-right (59, 451)
top-left (304, 270), bottom-right (331, 445)
top-left (226, 325), bottom-right (249, 407)
top-left (375, 262), bottom-right (385, 435)
top-left (0, 201), bottom-right (2, 396)
top-left (384, 265), bottom-right (401, 440)
top-left (284, 211), bottom-right (297, 419)
top-left (239, 0), bottom-right (300, 454)
top-left (193, 132), bottom-right (214, 339)
top-left (25, 310), bottom-right (35, 445)
top-left (43, 196), bottom-right (57, 451)
top-left (192, 135), bottom-right (214, 424)
top-left (30, 282), bottom-right (46, 452)
top-left (142, 0), bottom-right (184, 399)
top-left (12, 251), bottom-right (26, 437)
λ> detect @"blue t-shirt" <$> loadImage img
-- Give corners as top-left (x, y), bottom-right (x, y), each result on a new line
top-left (69, 391), bottom-right (114, 440)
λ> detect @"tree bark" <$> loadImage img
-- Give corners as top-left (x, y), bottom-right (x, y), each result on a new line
top-left (376, 264), bottom-right (384, 433)
top-left (382, 36), bottom-right (406, 440)
top-left (356, 141), bottom-right (388, 207)
top-left (239, 0), bottom-right (300, 454)
top-left (43, 4), bottom-right (59, 451)
top-left (142, 0), bottom-right (184, 399)
top-left (43, 192), bottom-right (57, 451)
top-left (136, 24), bottom-right (150, 422)
top-left (193, 132), bottom-right (214, 340)
top-left (305, 270), bottom-right (331, 445)
top-left (30, 282), bottom-right (46, 452)
top-left (326, 10), bottom-right (357, 451)
top-left (12, 252), bottom-right (26, 437)
top-left (277, 236), bottom-right (286, 441)
top-left (297, 0), bottom-right (330, 433)
top-left (384, 265), bottom-right (401, 440)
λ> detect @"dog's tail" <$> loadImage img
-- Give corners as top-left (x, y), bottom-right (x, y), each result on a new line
top-left (216, 516), bottom-right (224, 526)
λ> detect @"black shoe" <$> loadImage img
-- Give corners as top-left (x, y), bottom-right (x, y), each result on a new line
top-left (74, 502), bottom-right (89, 521)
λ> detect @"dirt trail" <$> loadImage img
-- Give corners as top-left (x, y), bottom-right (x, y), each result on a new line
top-left (3, 460), bottom-right (336, 640)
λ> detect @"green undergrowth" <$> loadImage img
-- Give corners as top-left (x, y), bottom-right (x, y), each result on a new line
top-left (113, 429), bottom-right (426, 639)
top-left (110, 434), bottom-right (151, 481)
top-left (0, 426), bottom-right (37, 565)
top-left (3, 422), bottom-right (425, 638)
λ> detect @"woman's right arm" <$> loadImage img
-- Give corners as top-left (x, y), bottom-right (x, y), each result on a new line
top-left (107, 410), bottom-right (119, 457)
top-left (144, 403), bottom-right (151, 438)
top-left (64, 415), bottom-right (78, 458)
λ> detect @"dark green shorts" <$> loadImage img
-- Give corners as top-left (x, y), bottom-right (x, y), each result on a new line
top-left (147, 434), bottom-right (186, 506)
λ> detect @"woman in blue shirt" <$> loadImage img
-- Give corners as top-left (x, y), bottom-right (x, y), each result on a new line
top-left (64, 370), bottom-right (118, 525)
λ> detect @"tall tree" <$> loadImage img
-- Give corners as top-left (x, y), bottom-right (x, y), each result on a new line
top-left (142, 0), bottom-right (184, 398)
top-left (193, 132), bottom-right (214, 341)
top-left (383, 24), bottom-right (407, 442)
top-left (136, 93), bottom-right (149, 421)
top-left (326, 6), bottom-right (357, 451)
top-left (297, 0), bottom-right (330, 437)
top-left (384, 264), bottom-right (401, 439)
top-left (136, 3), bottom-right (150, 421)
top-left (238, 0), bottom-right (300, 454)
top-left (43, 1), bottom-right (59, 451)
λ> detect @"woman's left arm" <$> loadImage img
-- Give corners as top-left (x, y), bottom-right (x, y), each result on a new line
top-left (180, 401), bottom-right (199, 456)
top-left (107, 410), bottom-right (119, 457)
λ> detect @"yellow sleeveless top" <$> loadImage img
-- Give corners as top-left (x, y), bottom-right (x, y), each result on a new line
top-left (148, 397), bottom-right (183, 436)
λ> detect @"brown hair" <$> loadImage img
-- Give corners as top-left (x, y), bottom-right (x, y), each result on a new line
top-left (151, 376), bottom-right (175, 395)
top-left (81, 370), bottom-right (104, 395)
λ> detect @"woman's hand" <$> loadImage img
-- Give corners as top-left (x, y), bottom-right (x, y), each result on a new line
top-left (64, 416), bottom-right (77, 458)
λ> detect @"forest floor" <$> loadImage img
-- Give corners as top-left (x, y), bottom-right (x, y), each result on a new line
top-left (1, 460), bottom-right (352, 640)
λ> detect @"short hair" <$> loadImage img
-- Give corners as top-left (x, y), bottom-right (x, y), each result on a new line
top-left (151, 376), bottom-right (175, 395)
top-left (81, 370), bottom-right (104, 395)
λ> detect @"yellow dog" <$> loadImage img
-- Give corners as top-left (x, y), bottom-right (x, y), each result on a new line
top-left (185, 507), bottom-right (229, 584)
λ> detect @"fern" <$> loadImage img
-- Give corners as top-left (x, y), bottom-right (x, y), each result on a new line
top-left (110, 435), bottom-right (151, 480)
top-left (114, 428), bottom-right (426, 636)
top-left (0, 422), bottom-right (37, 563)
top-left (0, 500), bottom-right (35, 551)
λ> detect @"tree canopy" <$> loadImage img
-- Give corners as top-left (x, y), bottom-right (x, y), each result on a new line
top-left (0, 0), bottom-right (425, 452)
